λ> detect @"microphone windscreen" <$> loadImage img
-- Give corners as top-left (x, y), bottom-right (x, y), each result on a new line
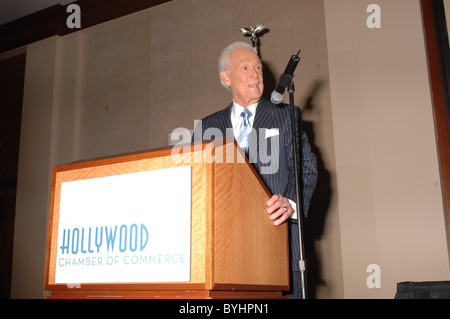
top-left (271, 91), bottom-right (284, 104)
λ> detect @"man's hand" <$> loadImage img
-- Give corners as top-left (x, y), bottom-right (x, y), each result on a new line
top-left (267, 194), bottom-right (293, 226)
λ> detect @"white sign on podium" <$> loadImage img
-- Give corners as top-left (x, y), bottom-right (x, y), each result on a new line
top-left (55, 165), bottom-right (192, 284)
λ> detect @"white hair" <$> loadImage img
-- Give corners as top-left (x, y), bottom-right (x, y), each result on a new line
top-left (218, 41), bottom-right (257, 89)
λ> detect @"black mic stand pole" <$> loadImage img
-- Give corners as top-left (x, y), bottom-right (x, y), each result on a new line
top-left (287, 78), bottom-right (308, 299)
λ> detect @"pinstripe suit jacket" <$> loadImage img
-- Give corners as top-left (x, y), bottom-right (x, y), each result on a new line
top-left (193, 98), bottom-right (318, 271)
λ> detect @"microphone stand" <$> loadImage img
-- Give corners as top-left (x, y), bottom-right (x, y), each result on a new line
top-left (286, 77), bottom-right (308, 299)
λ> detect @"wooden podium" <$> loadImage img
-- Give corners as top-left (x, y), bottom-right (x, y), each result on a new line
top-left (44, 138), bottom-right (289, 299)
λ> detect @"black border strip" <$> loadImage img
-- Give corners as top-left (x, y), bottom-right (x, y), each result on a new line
top-left (0, 0), bottom-right (172, 54)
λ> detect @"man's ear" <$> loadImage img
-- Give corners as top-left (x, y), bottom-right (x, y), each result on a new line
top-left (220, 70), bottom-right (231, 87)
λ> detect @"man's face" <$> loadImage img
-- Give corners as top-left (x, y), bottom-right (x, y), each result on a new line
top-left (220, 48), bottom-right (264, 107)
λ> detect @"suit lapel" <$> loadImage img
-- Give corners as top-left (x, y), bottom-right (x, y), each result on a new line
top-left (248, 99), bottom-right (275, 162)
top-left (253, 99), bottom-right (275, 130)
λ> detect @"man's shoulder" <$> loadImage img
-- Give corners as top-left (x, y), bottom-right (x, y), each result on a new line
top-left (199, 103), bottom-right (232, 126)
top-left (258, 98), bottom-right (292, 116)
top-left (201, 107), bottom-right (229, 121)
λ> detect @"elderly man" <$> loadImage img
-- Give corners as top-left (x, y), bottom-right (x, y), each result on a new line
top-left (193, 41), bottom-right (318, 298)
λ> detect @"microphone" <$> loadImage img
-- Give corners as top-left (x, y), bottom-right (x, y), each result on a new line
top-left (271, 49), bottom-right (301, 104)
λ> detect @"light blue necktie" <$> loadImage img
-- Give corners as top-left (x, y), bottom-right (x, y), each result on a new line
top-left (237, 108), bottom-right (252, 154)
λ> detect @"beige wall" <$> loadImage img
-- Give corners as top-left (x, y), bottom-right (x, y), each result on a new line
top-left (324, 0), bottom-right (450, 298)
top-left (8, 38), bottom-right (61, 299)
top-left (4, 0), bottom-right (448, 299)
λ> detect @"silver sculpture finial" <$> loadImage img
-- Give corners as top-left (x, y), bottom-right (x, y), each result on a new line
top-left (240, 23), bottom-right (267, 51)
